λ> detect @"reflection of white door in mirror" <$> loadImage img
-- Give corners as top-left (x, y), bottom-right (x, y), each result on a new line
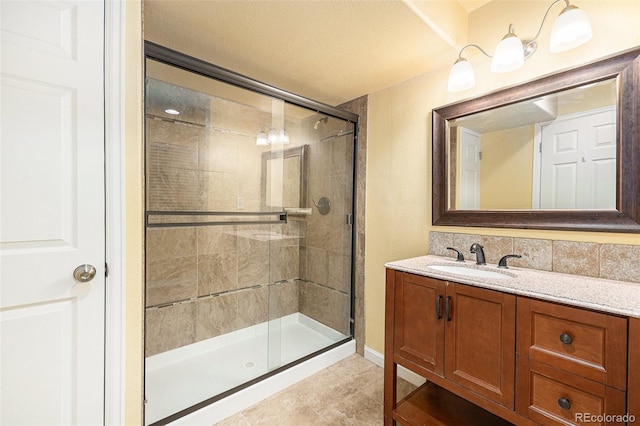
top-left (459, 128), bottom-right (481, 209)
top-left (533, 107), bottom-right (616, 210)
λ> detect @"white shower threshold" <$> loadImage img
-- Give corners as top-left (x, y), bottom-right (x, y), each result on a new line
top-left (145, 313), bottom-right (353, 425)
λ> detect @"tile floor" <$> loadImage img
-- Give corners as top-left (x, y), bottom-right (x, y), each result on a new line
top-left (215, 354), bottom-right (415, 425)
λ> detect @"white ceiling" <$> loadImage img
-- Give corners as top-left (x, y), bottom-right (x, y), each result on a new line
top-left (144, 0), bottom-right (491, 106)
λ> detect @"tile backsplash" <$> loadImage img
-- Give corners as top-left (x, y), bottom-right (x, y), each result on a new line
top-left (430, 231), bottom-right (640, 284)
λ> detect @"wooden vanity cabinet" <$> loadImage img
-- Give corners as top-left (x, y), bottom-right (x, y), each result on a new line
top-left (385, 269), bottom-right (637, 426)
top-left (385, 270), bottom-right (519, 425)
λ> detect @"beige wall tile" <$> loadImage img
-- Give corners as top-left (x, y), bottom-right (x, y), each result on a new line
top-left (432, 232), bottom-right (639, 283)
top-left (300, 281), bottom-right (350, 335)
top-left (429, 231), bottom-right (454, 257)
top-left (481, 236), bottom-right (514, 264)
top-left (269, 244), bottom-right (300, 283)
top-left (600, 244), bottom-right (640, 283)
top-left (197, 226), bottom-right (237, 255)
top-left (553, 240), bottom-right (600, 277)
top-left (199, 132), bottom-right (240, 174)
top-left (328, 252), bottom-right (351, 294)
top-left (236, 287), bottom-right (268, 329)
top-left (305, 246), bottom-right (328, 286)
top-left (145, 302), bottom-right (196, 356)
top-left (146, 118), bottom-right (203, 148)
top-left (195, 294), bottom-right (238, 342)
top-left (197, 253), bottom-right (238, 296)
top-left (147, 168), bottom-right (199, 211)
top-left (198, 171), bottom-right (239, 211)
top-left (146, 256), bottom-right (197, 307)
top-left (146, 227), bottom-right (196, 261)
top-left (513, 238), bottom-right (552, 271)
top-left (269, 280), bottom-right (299, 319)
top-left (451, 233), bottom-right (482, 262)
top-left (238, 238), bottom-right (270, 288)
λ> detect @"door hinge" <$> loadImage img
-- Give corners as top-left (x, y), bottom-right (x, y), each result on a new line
top-left (478, 151), bottom-right (483, 160)
top-left (105, 263), bottom-right (109, 278)
top-left (346, 214), bottom-right (354, 225)
top-left (539, 143), bottom-right (542, 153)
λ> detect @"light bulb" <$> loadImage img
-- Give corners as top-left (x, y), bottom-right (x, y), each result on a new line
top-left (267, 128), bottom-right (279, 144)
top-left (448, 58), bottom-right (475, 92)
top-left (550, 5), bottom-right (592, 53)
top-left (279, 129), bottom-right (290, 144)
top-left (492, 25), bottom-right (525, 73)
top-left (256, 131), bottom-right (268, 146)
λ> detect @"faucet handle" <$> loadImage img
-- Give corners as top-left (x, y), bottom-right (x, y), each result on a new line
top-left (446, 247), bottom-right (465, 262)
top-left (469, 243), bottom-right (483, 253)
top-left (498, 254), bottom-right (522, 269)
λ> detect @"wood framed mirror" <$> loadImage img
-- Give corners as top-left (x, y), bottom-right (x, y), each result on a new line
top-left (432, 47), bottom-right (640, 233)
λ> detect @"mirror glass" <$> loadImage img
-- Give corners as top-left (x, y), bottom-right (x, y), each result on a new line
top-left (262, 145), bottom-right (307, 209)
top-left (432, 47), bottom-right (640, 233)
top-left (448, 78), bottom-right (617, 211)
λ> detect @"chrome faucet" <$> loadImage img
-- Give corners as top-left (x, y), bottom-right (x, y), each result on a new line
top-left (470, 243), bottom-right (486, 265)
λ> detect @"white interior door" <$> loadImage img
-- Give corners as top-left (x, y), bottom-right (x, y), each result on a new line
top-left (1, 1), bottom-right (106, 425)
top-left (459, 128), bottom-right (481, 209)
top-left (537, 107), bottom-right (616, 209)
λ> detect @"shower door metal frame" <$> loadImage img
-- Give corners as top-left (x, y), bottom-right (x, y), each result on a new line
top-left (143, 41), bottom-right (359, 426)
top-left (145, 41), bottom-right (359, 124)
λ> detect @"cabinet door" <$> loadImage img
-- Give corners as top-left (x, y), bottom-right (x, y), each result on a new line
top-left (444, 284), bottom-right (516, 408)
top-left (394, 272), bottom-right (446, 376)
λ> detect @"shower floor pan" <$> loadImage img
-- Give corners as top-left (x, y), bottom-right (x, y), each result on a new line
top-left (145, 313), bottom-right (348, 425)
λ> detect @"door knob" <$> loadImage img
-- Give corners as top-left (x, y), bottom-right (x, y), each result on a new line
top-left (73, 264), bottom-right (97, 282)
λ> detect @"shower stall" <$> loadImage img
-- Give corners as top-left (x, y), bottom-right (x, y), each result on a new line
top-left (143, 43), bottom-right (357, 425)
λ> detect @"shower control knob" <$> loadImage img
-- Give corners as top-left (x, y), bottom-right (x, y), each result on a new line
top-left (73, 264), bottom-right (97, 282)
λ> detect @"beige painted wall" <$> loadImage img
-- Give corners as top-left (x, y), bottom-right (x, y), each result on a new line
top-left (124, 1), bottom-right (144, 424)
top-left (365, 1), bottom-right (640, 354)
top-left (479, 125), bottom-right (533, 209)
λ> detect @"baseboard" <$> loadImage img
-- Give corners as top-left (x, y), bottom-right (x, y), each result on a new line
top-left (364, 345), bottom-right (426, 387)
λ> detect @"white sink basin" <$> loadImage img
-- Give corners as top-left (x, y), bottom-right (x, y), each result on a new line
top-left (427, 265), bottom-right (511, 279)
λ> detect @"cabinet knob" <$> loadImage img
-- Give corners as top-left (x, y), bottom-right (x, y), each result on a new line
top-left (557, 397), bottom-right (571, 410)
top-left (559, 333), bottom-right (573, 345)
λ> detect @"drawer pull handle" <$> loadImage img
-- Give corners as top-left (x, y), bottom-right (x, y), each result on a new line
top-left (436, 295), bottom-right (443, 320)
top-left (557, 397), bottom-right (571, 410)
top-left (559, 333), bottom-right (573, 345)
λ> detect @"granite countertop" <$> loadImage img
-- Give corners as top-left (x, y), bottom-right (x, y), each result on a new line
top-left (385, 255), bottom-right (640, 319)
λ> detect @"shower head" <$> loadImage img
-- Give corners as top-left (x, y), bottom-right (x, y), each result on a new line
top-left (313, 116), bottom-right (328, 130)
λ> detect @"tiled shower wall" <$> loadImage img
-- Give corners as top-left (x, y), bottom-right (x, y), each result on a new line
top-left (145, 81), bottom-right (355, 357)
top-left (430, 231), bottom-right (640, 284)
top-left (298, 116), bottom-right (353, 336)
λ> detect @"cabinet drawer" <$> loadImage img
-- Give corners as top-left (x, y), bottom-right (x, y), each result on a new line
top-left (517, 298), bottom-right (627, 389)
top-left (517, 358), bottom-right (626, 426)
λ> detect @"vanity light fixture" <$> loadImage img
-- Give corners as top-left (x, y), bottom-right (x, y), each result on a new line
top-left (255, 127), bottom-right (290, 146)
top-left (256, 129), bottom-right (269, 146)
top-left (447, 0), bottom-right (592, 92)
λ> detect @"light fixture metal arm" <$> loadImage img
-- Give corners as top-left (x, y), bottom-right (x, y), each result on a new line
top-left (527, 0), bottom-right (569, 45)
top-left (458, 43), bottom-right (493, 59)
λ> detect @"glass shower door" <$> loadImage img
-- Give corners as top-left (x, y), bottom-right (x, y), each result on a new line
top-left (144, 51), bottom-right (355, 425)
top-left (266, 104), bottom-right (355, 372)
